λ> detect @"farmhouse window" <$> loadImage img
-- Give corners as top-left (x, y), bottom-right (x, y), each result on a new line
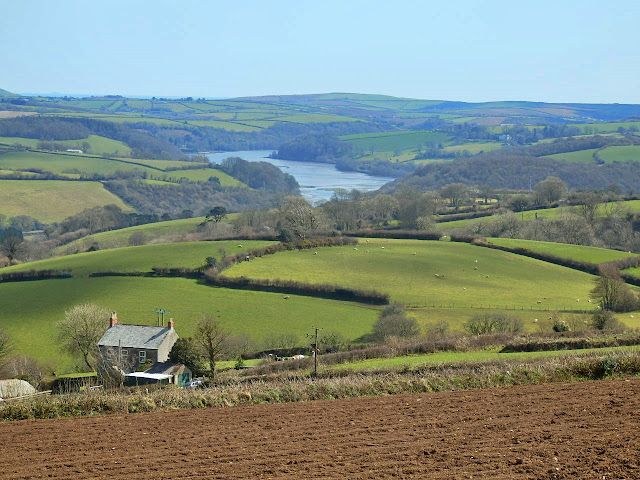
top-left (121, 349), bottom-right (128, 356)
top-left (139, 350), bottom-right (147, 363)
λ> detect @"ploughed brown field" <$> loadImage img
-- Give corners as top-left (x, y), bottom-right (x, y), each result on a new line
top-left (1, 379), bottom-right (638, 479)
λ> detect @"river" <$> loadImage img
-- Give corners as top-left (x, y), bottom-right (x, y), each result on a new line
top-left (204, 150), bottom-right (394, 204)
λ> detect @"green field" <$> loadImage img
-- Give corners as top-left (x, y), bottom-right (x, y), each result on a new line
top-left (598, 145), bottom-right (640, 163)
top-left (438, 200), bottom-right (640, 231)
top-left (225, 238), bottom-right (597, 310)
top-left (0, 151), bottom-right (159, 176)
top-left (0, 180), bottom-right (132, 222)
top-left (570, 121), bottom-right (640, 134)
top-left (331, 345), bottom-right (640, 371)
top-left (0, 135), bottom-right (132, 156)
top-left (443, 141), bottom-right (503, 155)
top-left (187, 120), bottom-right (262, 132)
top-left (158, 168), bottom-right (244, 186)
top-left (4, 240), bottom-right (274, 276)
top-left (545, 148), bottom-right (598, 163)
top-left (486, 238), bottom-right (636, 264)
top-left (0, 277), bottom-right (378, 371)
top-left (340, 130), bottom-right (450, 152)
top-left (57, 217), bottom-right (218, 252)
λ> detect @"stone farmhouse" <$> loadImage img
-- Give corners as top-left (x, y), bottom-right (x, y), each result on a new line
top-left (98, 312), bottom-right (178, 369)
top-left (97, 312), bottom-right (191, 386)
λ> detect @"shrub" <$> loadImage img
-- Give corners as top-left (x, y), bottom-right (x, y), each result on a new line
top-left (370, 303), bottom-right (420, 341)
top-left (465, 313), bottom-right (524, 335)
top-left (590, 311), bottom-right (627, 331)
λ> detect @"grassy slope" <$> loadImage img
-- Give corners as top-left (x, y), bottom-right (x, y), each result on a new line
top-left (0, 180), bottom-right (132, 222)
top-left (332, 345), bottom-right (640, 371)
top-left (0, 277), bottom-right (377, 371)
top-left (57, 217), bottom-right (214, 251)
top-left (225, 238), bottom-right (597, 310)
top-left (158, 168), bottom-right (244, 186)
top-left (340, 130), bottom-right (450, 152)
top-left (4, 240), bottom-right (274, 276)
top-left (544, 149), bottom-right (598, 163)
top-left (485, 238), bottom-right (636, 264)
top-left (438, 200), bottom-right (640, 230)
top-left (0, 135), bottom-right (132, 156)
top-left (0, 151), bottom-right (159, 176)
top-left (599, 145), bottom-right (640, 163)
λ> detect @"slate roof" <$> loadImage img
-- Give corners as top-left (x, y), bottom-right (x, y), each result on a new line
top-left (146, 362), bottom-right (190, 375)
top-left (98, 324), bottom-right (175, 349)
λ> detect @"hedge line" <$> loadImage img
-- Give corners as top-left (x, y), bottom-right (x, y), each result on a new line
top-left (471, 239), bottom-right (601, 275)
top-left (217, 236), bottom-right (358, 271)
top-left (204, 272), bottom-right (390, 305)
top-left (500, 334), bottom-right (640, 353)
top-left (339, 229), bottom-right (442, 241)
top-left (0, 269), bottom-right (72, 282)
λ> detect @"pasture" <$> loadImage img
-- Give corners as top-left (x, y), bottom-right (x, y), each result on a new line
top-left (0, 277), bottom-right (377, 371)
top-left (340, 130), bottom-right (450, 152)
top-left (4, 240), bottom-right (275, 276)
top-left (225, 238), bottom-right (598, 310)
top-left (485, 238), bottom-right (636, 264)
top-left (57, 216), bottom-right (215, 251)
top-left (0, 135), bottom-right (132, 156)
top-left (331, 345), bottom-right (640, 371)
top-left (443, 141), bottom-right (502, 155)
top-left (158, 168), bottom-right (244, 186)
top-left (598, 145), bottom-right (640, 163)
top-left (0, 180), bottom-right (132, 222)
top-left (0, 151), bottom-right (159, 176)
top-left (544, 148), bottom-right (598, 163)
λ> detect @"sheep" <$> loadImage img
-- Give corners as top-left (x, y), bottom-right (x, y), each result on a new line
top-left (314, 252), bottom-right (318, 255)
top-left (412, 252), bottom-right (417, 255)
top-left (354, 248), bottom-right (358, 251)
top-left (537, 300), bottom-right (542, 304)
top-left (366, 239), bottom-right (370, 243)
top-left (462, 287), bottom-right (466, 290)
top-left (366, 250), bottom-right (369, 253)
top-left (576, 299), bottom-right (580, 302)
top-left (283, 295), bottom-right (290, 299)
top-left (238, 245), bottom-right (243, 248)
top-left (474, 266), bottom-right (478, 270)
top-left (474, 260), bottom-right (478, 263)
top-left (381, 246), bottom-right (385, 249)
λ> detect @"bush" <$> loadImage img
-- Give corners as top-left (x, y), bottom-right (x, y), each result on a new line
top-left (465, 313), bottom-right (524, 335)
top-left (370, 304), bottom-right (420, 341)
top-left (590, 311), bottom-right (627, 331)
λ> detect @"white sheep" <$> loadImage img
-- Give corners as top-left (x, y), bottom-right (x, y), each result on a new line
top-left (412, 252), bottom-right (417, 255)
top-left (314, 252), bottom-right (318, 255)
top-left (237, 245), bottom-right (243, 248)
top-left (354, 248), bottom-right (358, 251)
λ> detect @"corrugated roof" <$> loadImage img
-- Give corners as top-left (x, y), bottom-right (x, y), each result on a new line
top-left (98, 324), bottom-right (176, 349)
top-left (125, 372), bottom-right (172, 380)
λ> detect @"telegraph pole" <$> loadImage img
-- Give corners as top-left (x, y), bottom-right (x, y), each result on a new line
top-left (306, 327), bottom-right (322, 378)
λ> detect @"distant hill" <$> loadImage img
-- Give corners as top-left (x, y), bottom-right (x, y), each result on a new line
top-left (0, 88), bottom-right (18, 98)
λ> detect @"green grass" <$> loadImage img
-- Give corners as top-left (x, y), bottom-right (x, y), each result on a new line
top-left (331, 345), bottom-right (640, 371)
top-left (485, 238), bottom-right (636, 264)
top-left (0, 277), bottom-right (377, 371)
top-left (438, 200), bottom-right (640, 231)
top-left (0, 135), bottom-right (132, 156)
top-left (274, 113), bottom-right (360, 123)
top-left (598, 145), bottom-right (640, 163)
top-left (225, 238), bottom-right (597, 310)
top-left (545, 148), bottom-right (598, 163)
top-left (570, 121), bottom-right (640, 134)
top-left (187, 120), bottom-right (262, 132)
top-left (340, 130), bottom-right (450, 152)
top-left (4, 240), bottom-right (275, 276)
top-left (0, 151), bottom-right (159, 176)
top-left (0, 180), bottom-right (133, 222)
top-left (443, 142), bottom-right (503, 154)
top-left (158, 168), bottom-right (244, 186)
top-left (57, 217), bottom-right (218, 252)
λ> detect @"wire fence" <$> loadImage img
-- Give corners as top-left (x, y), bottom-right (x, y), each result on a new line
top-left (402, 303), bottom-right (596, 314)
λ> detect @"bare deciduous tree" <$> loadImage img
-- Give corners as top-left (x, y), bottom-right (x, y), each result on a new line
top-left (195, 315), bottom-right (228, 380)
top-left (58, 303), bottom-right (109, 371)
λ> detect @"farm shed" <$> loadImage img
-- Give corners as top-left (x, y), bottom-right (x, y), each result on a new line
top-left (145, 362), bottom-right (192, 387)
top-left (124, 372), bottom-right (171, 387)
top-left (97, 312), bottom-right (179, 372)
top-left (0, 379), bottom-right (37, 399)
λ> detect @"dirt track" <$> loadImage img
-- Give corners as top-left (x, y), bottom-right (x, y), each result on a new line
top-left (1, 379), bottom-right (639, 479)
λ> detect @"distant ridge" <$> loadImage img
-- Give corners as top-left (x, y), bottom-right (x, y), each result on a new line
top-left (0, 88), bottom-right (18, 98)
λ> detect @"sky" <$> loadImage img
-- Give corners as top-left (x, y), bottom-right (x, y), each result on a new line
top-left (1, 0), bottom-right (639, 103)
